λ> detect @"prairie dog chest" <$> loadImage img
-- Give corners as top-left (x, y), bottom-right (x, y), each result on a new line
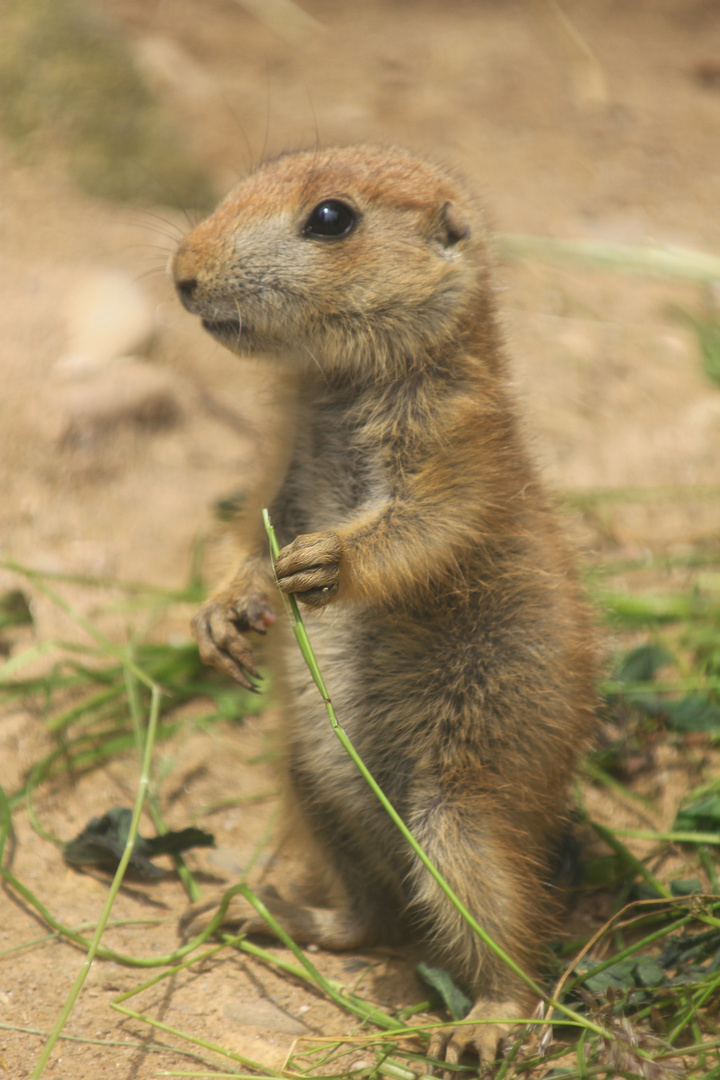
top-left (281, 390), bottom-right (386, 531)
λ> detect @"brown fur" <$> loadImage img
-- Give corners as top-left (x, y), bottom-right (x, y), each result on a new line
top-left (171, 145), bottom-right (598, 1067)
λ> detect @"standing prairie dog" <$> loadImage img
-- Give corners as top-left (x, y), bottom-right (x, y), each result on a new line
top-left (172, 145), bottom-right (597, 1068)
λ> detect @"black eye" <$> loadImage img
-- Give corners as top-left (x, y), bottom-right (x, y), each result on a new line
top-left (303, 199), bottom-right (356, 239)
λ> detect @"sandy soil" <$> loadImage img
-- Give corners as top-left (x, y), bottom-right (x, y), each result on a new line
top-left (2, 1), bottom-right (720, 1077)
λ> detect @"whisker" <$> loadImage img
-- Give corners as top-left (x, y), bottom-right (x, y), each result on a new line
top-left (302, 343), bottom-right (330, 387)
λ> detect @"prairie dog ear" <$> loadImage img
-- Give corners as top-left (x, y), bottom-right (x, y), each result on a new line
top-left (433, 200), bottom-right (471, 248)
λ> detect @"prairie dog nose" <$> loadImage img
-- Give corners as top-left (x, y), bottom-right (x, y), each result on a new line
top-left (174, 275), bottom-right (198, 309)
top-left (170, 233), bottom-right (213, 311)
top-left (171, 235), bottom-right (201, 285)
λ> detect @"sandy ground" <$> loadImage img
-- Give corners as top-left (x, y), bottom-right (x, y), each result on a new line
top-left (1, 1), bottom-right (720, 1077)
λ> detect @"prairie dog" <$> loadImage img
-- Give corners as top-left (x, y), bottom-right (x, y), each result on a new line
top-left (172, 145), bottom-right (597, 1067)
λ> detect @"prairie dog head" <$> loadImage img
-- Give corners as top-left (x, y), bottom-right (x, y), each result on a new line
top-left (172, 145), bottom-right (486, 378)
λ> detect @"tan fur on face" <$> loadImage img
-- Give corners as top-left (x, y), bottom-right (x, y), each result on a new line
top-left (173, 145), bottom-right (598, 1070)
top-left (172, 145), bottom-right (488, 379)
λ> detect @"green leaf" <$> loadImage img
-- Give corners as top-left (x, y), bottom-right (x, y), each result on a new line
top-left (658, 928), bottom-right (720, 975)
top-left (616, 644), bottom-right (674, 683)
top-left (662, 695), bottom-right (720, 732)
top-left (580, 854), bottom-right (628, 889)
top-left (64, 807), bottom-right (214, 878)
top-left (670, 878), bottom-right (702, 897)
top-left (214, 488), bottom-right (248, 523)
top-left (575, 956), bottom-right (638, 993)
top-left (575, 954), bottom-right (668, 995)
top-left (674, 794), bottom-right (720, 833)
top-left (415, 962), bottom-right (472, 1021)
top-left (0, 588), bottom-right (33, 631)
top-left (633, 955), bottom-right (666, 987)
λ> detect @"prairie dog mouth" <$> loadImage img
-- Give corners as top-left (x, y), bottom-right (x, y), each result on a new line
top-left (201, 318), bottom-right (245, 343)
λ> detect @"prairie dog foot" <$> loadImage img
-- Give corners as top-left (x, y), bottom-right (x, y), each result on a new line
top-left (427, 998), bottom-right (528, 1077)
top-left (191, 586), bottom-right (274, 687)
top-left (180, 883), bottom-right (367, 951)
top-left (180, 884), bottom-right (279, 939)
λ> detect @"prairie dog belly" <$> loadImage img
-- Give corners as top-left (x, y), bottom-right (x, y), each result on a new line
top-left (280, 607), bottom-right (428, 810)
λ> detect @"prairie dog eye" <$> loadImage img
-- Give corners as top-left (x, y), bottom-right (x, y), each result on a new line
top-left (303, 199), bottom-right (356, 239)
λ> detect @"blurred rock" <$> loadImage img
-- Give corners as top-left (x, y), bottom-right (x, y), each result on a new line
top-left (57, 269), bottom-right (156, 373)
top-left (43, 357), bottom-right (181, 445)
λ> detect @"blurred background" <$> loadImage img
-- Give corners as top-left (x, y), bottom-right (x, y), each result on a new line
top-left (2, 4), bottom-right (720, 1077)
top-left (1, 0), bottom-right (719, 601)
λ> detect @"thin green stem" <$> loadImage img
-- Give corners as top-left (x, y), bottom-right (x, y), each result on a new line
top-left (497, 232), bottom-right (720, 283)
top-left (1, 557), bottom-right (156, 689)
top-left (613, 828), bottom-right (720, 846)
top-left (110, 1002), bottom-right (285, 1076)
top-left (237, 884), bottom-right (406, 1031)
top-left (562, 914), bottom-right (692, 994)
top-left (588, 819), bottom-right (673, 899)
top-left (0, 919), bottom-right (161, 958)
top-left (29, 684), bottom-right (162, 1078)
top-left (0, 1020), bottom-right (239, 1070)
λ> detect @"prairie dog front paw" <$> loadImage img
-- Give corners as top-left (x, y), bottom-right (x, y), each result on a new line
top-left (191, 586), bottom-right (275, 687)
top-left (274, 531), bottom-right (343, 607)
